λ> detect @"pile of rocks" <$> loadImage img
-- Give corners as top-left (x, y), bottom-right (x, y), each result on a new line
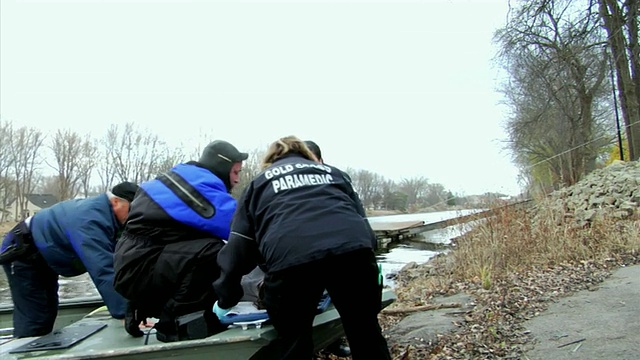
top-left (535, 160), bottom-right (640, 226)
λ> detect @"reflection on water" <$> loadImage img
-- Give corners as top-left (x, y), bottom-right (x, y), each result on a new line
top-left (372, 210), bottom-right (482, 288)
top-left (0, 272), bottom-right (97, 306)
top-left (0, 210), bottom-right (480, 306)
top-left (376, 241), bottom-right (445, 289)
top-left (375, 225), bottom-right (464, 288)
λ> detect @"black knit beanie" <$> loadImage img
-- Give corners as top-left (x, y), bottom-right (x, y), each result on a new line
top-left (198, 140), bottom-right (248, 191)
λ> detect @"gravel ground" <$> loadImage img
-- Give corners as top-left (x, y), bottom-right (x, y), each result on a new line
top-left (315, 252), bottom-right (640, 360)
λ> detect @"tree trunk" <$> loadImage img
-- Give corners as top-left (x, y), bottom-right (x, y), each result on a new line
top-left (600, 0), bottom-right (640, 160)
top-left (628, 0), bottom-right (640, 119)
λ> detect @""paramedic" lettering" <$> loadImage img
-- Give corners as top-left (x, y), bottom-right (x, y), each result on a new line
top-left (272, 173), bottom-right (334, 194)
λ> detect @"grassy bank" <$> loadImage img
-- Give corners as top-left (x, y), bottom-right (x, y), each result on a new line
top-left (373, 201), bottom-right (640, 359)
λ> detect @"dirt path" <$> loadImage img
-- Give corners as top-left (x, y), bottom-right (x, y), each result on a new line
top-left (522, 264), bottom-right (640, 360)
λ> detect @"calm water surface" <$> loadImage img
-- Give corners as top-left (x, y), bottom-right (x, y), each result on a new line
top-left (0, 209), bottom-right (480, 306)
top-left (370, 209), bottom-right (481, 287)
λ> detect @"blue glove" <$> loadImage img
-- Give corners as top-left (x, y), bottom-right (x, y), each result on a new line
top-left (213, 301), bottom-right (230, 318)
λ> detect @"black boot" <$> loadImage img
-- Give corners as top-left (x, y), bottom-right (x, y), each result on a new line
top-left (157, 310), bottom-right (228, 342)
top-left (325, 337), bottom-right (351, 357)
top-left (155, 312), bottom-right (179, 343)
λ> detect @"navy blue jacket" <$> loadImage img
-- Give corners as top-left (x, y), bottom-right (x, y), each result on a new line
top-left (30, 194), bottom-right (127, 319)
top-left (214, 154), bottom-right (376, 309)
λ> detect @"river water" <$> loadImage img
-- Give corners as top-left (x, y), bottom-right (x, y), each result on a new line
top-left (0, 209), bottom-right (479, 306)
top-left (370, 209), bottom-right (480, 287)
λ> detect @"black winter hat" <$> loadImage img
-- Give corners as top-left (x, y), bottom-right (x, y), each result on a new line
top-left (198, 140), bottom-right (248, 190)
top-left (111, 181), bottom-right (139, 202)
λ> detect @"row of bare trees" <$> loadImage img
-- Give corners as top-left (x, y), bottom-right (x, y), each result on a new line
top-left (235, 149), bottom-right (466, 212)
top-left (0, 119), bottom-right (483, 221)
top-left (497, 0), bottom-right (639, 194)
top-left (0, 120), bottom-right (192, 221)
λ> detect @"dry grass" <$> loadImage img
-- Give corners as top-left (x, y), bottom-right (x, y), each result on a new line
top-left (377, 202), bottom-right (640, 359)
top-left (449, 203), bottom-right (640, 288)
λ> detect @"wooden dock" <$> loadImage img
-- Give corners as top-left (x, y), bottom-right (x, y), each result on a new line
top-left (370, 220), bottom-right (428, 241)
top-left (370, 200), bottom-right (532, 246)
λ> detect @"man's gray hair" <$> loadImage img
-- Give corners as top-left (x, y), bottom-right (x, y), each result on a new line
top-left (106, 190), bottom-right (128, 202)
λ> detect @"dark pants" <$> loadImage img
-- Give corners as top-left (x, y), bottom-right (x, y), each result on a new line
top-left (254, 248), bottom-right (391, 360)
top-left (2, 253), bottom-right (59, 338)
top-left (115, 235), bottom-right (226, 332)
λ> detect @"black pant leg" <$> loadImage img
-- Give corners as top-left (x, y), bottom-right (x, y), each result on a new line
top-left (3, 255), bottom-right (59, 338)
top-left (153, 238), bottom-right (223, 316)
top-left (324, 249), bottom-right (391, 360)
top-left (258, 264), bottom-right (325, 360)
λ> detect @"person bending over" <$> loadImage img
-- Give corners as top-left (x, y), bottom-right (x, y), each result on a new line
top-left (213, 136), bottom-right (390, 360)
top-left (113, 140), bottom-right (247, 342)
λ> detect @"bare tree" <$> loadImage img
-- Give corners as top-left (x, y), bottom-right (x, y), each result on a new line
top-left (0, 120), bottom-right (15, 221)
top-left (147, 147), bottom-right (187, 180)
top-left (377, 179), bottom-right (399, 211)
top-left (35, 175), bottom-right (61, 198)
top-left (107, 122), bottom-right (179, 184)
top-left (398, 177), bottom-right (429, 210)
top-left (48, 129), bottom-right (84, 200)
top-left (423, 183), bottom-right (450, 208)
top-left (9, 126), bottom-right (44, 220)
top-left (97, 126), bottom-right (118, 192)
top-left (349, 169), bottom-right (381, 209)
top-left (78, 136), bottom-right (98, 198)
top-left (497, 0), bottom-right (611, 191)
top-left (96, 122), bottom-right (172, 188)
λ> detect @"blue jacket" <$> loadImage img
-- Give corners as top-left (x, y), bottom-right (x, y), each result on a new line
top-left (30, 194), bottom-right (127, 319)
top-left (123, 163), bottom-right (237, 242)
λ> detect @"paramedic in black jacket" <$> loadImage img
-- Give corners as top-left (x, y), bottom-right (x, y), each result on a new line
top-left (113, 139), bottom-right (248, 342)
top-left (213, 136), bottom-right (391, 360)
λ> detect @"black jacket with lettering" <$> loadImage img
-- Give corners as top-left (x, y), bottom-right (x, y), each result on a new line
top-left (214, 154), bottom-right (377, 309)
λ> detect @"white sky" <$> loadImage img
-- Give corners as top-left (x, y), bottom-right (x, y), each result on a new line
top-left (0, 0), bottom-right (524, 196)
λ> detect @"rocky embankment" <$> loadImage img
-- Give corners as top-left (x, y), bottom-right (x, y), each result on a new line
top-left (364, 160), bottom-right (640, 359)
top-left (534, 160), bottom-right (640, 226)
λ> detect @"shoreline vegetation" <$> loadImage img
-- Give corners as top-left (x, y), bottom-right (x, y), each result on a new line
top-left (373, 206), bottom-right (639, 359)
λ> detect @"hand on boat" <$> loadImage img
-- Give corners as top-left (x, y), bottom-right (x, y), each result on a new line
top-left (140, 319), bottom-right (155, 328)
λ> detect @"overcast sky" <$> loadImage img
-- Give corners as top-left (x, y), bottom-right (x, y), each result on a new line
top-left (0, 0), bottom-right (523, 196)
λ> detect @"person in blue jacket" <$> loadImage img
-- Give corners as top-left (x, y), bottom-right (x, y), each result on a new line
top-left (113, 139), bottom-right (248, 342)
top-left (0, 181), bottom-right (139, 338)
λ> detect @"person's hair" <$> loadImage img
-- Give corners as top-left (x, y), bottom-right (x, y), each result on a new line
top-left (261, 136), bottom-right (317, 170)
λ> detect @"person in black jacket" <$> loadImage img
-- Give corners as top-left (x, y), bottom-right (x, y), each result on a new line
top-left (213, 136), bottom-right (391, 360)
top-left (113, 139), bottom-right (248, 342)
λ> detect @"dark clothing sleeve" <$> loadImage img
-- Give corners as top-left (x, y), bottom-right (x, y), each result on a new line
top-left (214, 236), bottom-right (261, 309)
top-left (70, 217), bottom-right (127, 319)
top-left (214, 186), bottom-right (261, 309)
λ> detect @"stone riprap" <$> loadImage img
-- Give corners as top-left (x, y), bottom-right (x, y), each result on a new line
top-left (534, 160), bottom-right (640, 226)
